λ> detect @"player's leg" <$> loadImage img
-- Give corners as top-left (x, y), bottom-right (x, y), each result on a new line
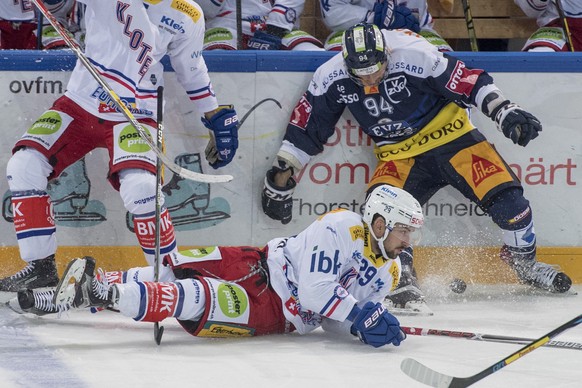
top-left (441, 131), bottom-right (571, 293)
top-left (1, 97), bottom-right (95, 292)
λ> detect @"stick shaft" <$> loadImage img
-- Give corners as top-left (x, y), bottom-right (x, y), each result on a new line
top-left (460, 0), bottom-right (479, 52)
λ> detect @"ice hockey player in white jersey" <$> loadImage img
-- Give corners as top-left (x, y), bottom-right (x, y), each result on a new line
top-left (1, 0), bottom-right (239, 292)
top-left (320, 0), bottom-right (452, 51)
top-left (198, 0), bottom-right (323, 50)
top-left (11, 184), bottom-right (423, 349)
top-left (261, 23), bottom-right (572, 313)
top-left (0, 0), bottom-right (37, 49)
top-left (515, 0), bottom-right (581, 51)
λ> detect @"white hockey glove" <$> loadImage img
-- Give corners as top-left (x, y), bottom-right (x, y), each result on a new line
top-left (491, 101), bottom-right (542, 147)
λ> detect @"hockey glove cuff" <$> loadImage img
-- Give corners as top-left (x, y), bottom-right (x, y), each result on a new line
top-left (262, 166), bottom-right (296, 224)
top-left (491, 100), bottom-right (542, 147)
top-left (350, 301), bottom-right (406, 348)
top-left (202, 105), bottom-right (239, 169)
top-left (248, 25), bottom-right (288, 50)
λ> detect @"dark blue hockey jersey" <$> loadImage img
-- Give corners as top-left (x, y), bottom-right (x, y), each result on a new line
top-left (280, 29), bottom-right (500, 169)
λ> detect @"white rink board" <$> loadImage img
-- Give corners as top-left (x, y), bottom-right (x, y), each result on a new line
top-left (0, 69), bottom-right (581, 248)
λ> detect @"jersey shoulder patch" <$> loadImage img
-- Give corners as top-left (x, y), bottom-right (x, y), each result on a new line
top-left (170, 0), bottom-right (202, 22)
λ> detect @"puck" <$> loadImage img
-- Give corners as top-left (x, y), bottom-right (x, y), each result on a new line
top-left (450, 278), bottom-right (467, 294)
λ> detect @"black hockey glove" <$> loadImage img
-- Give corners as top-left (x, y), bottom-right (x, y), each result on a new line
top-left (261, 166), bottom-right (296, 224)
top-left (492, 101), bottom-right (542, 147)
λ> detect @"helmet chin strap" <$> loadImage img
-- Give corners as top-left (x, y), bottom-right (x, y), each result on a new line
top-left (372, 226), bottom-right (392, 260)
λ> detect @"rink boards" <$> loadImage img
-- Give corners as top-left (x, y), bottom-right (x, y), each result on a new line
top-left (0, 51), bottom-right (581, 283)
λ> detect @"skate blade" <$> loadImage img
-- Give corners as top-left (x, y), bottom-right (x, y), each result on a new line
top-left (386, 306), bottom-right (435, 317)
top-left (383, 300), bottom-right (435, 317)
top-left (53, 259), bottom-right (87, 306)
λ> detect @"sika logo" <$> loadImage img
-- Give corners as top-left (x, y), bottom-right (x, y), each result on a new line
top-left (472, 154), bottom-right (502, 186)
top-left (372, 161), bottom-right (401, 180)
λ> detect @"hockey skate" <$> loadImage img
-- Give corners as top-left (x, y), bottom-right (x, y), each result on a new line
top-left (53, 256), bottom-right (115, 310)
top-left (125, 153), bottom-right (230, 231)
top-left (7, 287), bottom-right (68, 316)
top-left (383, 248), bottom-right (434, 316)
top-left (501, 245), bottom-right (572, 293)
top-left (0, 255), bottom-right (59, 293)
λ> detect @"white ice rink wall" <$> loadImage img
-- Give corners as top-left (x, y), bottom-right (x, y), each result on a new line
top-left (1, 51), bottom-right (581, 283)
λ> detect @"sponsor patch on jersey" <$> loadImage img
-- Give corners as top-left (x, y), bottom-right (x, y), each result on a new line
top-left (333, 285), bottom-right (349, 300)
top-left (449, 141), bottom-right (514, 200)
top-left (445, 60), bottom-right (483, 97)
top-left (197, 322), bottom-right (254, 338)
top-left (171, 0), bottom-right (201, 22)
top-left (349, 225), bottom-right (365, 241)
top-left (289, 95), bottom-right (312, 129)
top-left (364, 85), bottom-right (379, 94)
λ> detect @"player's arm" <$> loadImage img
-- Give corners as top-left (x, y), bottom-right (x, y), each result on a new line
top-left (425, 50), bottom-right (542, 147)
top-left (262, 68), bottom-right (344, 223)
top-left (168, 10), bottom-right (239, 168)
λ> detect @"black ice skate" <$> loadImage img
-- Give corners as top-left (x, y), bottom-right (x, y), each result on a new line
top-left (501, 245), bottom-right (572, 293)
top-left (0, 255), bottom-right (59, 292)
top-left (7, 287), bottom-right (67, 316)
top-left (54, 256), bottom-right (115, 309)
top-left (383, 248), bottom-right (434, 316)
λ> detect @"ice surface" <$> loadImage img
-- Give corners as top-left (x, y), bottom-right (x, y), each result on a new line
top-left (1, 284), bottom-right (581, 388)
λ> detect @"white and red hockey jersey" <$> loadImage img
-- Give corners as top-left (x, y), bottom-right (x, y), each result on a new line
top-left (514, 0), bottom-right (581, 27)
top-left (0, 0), bottom-right (35, 21)
top-left (66, 0), bottom-right (218, 121)
top-left (266, 209), bottom-right (402, 334)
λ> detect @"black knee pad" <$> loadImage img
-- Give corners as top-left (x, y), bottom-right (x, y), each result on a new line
top-left (486, 188), bottom-right (532, 230)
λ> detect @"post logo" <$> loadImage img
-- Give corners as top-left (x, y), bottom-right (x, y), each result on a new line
top-left (118, 125), bottom-right (152, 153)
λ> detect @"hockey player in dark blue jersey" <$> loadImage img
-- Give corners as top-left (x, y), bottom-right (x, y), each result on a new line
top-left (261, 23), bottom-right (572, 313)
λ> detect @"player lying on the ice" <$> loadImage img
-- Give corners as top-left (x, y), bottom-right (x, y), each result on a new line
top-left (9, 184), bottom-right (424, 348)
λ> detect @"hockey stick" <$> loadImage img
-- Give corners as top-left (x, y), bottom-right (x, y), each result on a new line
top-left (238, 98), bottom-right (282, 128)
top-left (236, 0), bottom-right (243, 49)
top-left (555, 0), bottom-right (575, 52)
top-left (31, 0), bottom-right (233, 184)
top-left (401, 313), bottom-right (582, 387)
top-left (153, 86), bottom-right (165, 346)
top-left (402, 326), bottom-right (582, 351)
top-left (460, 0), bottom-right (479, 52)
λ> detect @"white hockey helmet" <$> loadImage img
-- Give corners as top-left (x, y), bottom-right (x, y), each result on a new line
top-left (363, 185), bottom-right (424, 249)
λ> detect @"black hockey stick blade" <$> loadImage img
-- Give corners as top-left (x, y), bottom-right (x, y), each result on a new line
top-left (154, 322), bottom-right (165, 346)
top-left (401, 313), bottom-right (582, 387)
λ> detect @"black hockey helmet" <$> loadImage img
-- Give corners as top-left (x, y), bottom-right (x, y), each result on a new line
top-left (342, 23), bottom-right (388, 85)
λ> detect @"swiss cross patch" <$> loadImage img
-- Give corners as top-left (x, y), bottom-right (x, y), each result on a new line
top-left (471, 154), bottom-right (502, 186)
top-left (445, 61), bottom-right (483, 97)
top-left (289, 95), bottom-right (312, 129)
top-left (285, 297), bottom-right (299, 315)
